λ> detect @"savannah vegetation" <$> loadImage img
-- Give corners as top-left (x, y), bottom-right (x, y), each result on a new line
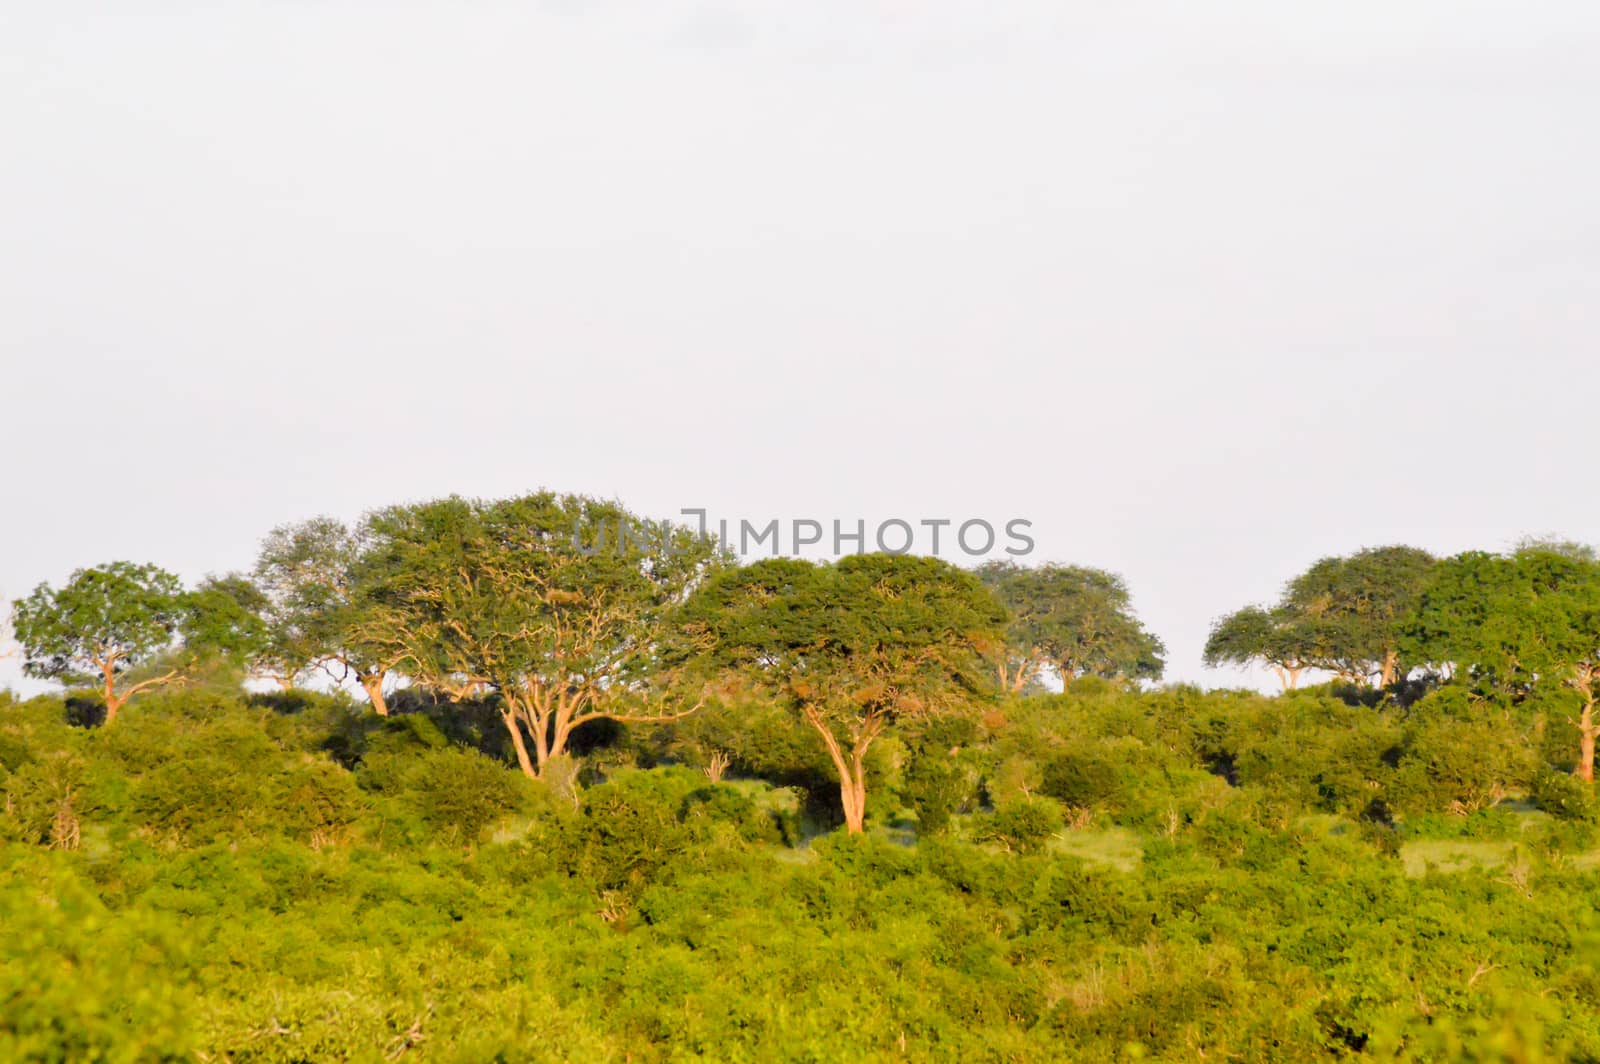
top-left (5, 495), bottom-right (1600, 1061)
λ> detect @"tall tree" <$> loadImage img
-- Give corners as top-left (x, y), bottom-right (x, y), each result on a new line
top-left (975, 561), bottom-right (1164, 692)
top-left (1283, 546), bottom-right (1436, 686)
top-left (357, 492), bottom-right (722, 776)
top-left (685, 553), bottom-right (1006, 834)
top-left (254, 517), bottom-right (403, 713)
top-left (1206, 545), bottom-right (1434, 690)
top-left (12, 563), bottom-right (188, 723)
top-left (1202, 604), bottom-right (1318, 691)
top-left (1409, 547), bottom-right (1600, 781)
top-left (181, 574), bottom-right (271, 668)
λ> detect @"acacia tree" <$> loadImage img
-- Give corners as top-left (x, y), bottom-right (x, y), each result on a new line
top-left (254, 517), bottom-right (405, 713)
top-left (1409, 547), bottom-right (1600, 781)
top-left (181, 574), bottom-right (271, 666)
top-left (1283, 546), bottom-right (1436, 686)
top-left (975, 561), bottom-right (1164, 692)
top-left (1205, 545), bottom-right (1435, 691)
top-left (357, 492), bottom-right (723, 777)
top-left (1202, 605), bottom-right (1318, 691)
top-left (685, 553), bottom-right (1007, 834)
top-left (12, 562), bottom-right (188, 723)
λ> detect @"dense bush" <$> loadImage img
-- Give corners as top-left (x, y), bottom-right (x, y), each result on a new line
top-left (5, 677), bottom-right (1600, 1061)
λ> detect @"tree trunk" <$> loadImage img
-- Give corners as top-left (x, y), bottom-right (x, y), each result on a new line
top-left (1379, 648), bottom-right (1398, 688)
top-left (839, 771), bottom-right (867, 835)
top-left (801, 705), bottom-right (872, 835)
top-left (1056, 659), bottom-right (1074, 693)
top-left (1577, 692), bottom-right (1598, 785)
top-left (500, 708), bottom-right (537, 778)
top-left (101, 659), bottom-right (124, 725)
top-left (359, 672), bottom-right (389, 716)
top-left (1011, 656), bottom-right (1037, 694)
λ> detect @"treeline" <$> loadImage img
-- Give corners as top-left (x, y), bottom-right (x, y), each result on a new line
top-left (7, 496), bottom-right (1600, 1059)
top-left (1203, 541), bottom-right (1600, 780)
top-left (6, 491), bottom-right (1168, 831)
top-left (8, 494), bottom-right (1600, 828)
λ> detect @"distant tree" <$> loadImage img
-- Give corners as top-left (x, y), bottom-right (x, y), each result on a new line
top-left (1203, 604), bottom-right (1318, 691)
top-left (253, 517), bottom-right (404, 713)
top-left (181, 574), bottom-right (271, 668)
top-left (357, 492), bottom-right (723, 777)
top-left (1400, 551), bottom-right (1506, 684)
top-left (1283, 546), bottom-right (1436, 686)
top-left (975, 561), bottom-right (1164, 692)
top-left (1206, 546), bottom-right (1434, 690)
top-left (685, 554), bottom-right (1006, 834)
top-left (1409, 547), bottom-right (1600, 781)
top-left (12, 563), bottom-right (188, 723)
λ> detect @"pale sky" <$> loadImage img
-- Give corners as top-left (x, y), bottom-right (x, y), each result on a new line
top-left (3, 2), bottom-right (1598, 694)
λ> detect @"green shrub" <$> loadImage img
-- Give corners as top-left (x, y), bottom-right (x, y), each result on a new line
top-left (1039, 750), bottom-right (1122, 810)
top-left (973, 798), bottom-right (1063, 855)
top-left (1531, 769), bottom-right (1599, 823)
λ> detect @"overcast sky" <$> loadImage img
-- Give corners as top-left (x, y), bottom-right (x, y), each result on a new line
top-left (3, 1), bottom-right (1598, 694)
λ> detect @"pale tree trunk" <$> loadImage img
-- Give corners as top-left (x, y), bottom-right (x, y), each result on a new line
top-left (1056, 659), bottom-right (1075, 693)
top-left (997, 655), bottom-right (1040, 694)
top-left (1574, 669), bottom-right (1598, 785)
top-left (1579, 704), bottom-right (1596, 785)
top-left (102, 658), bottom-right (123, 725)
top-left (96, 653), bottom-right (181, 726)
top-left (500, 707), bottom-right (538, 778)
top-left (1268, 664), bottom-right (1304, 692)
top-left (520, 679), bottom-right (703, 777)
top-left (844, 749), bottom-right (869, 834)
top-left (1379, 648), bottom-right (1399, 688)
top-left (358, 672), bottom-right (389, 717)
top-left (802, 704), bottom-right (879, 835)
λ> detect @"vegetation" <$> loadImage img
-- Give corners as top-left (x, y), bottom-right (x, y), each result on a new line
top-left (6, 502), bottom-right (1600, 1061)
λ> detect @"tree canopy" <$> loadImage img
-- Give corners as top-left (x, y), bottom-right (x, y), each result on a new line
top-left (12, 562), bottom-right (189, 723)
top-left (683, 553), bottom-right (1007, 833)
top-left (355, 492), bottom-right (725, 776)
top-left (1410, 546), bottom-right (1600, 779)
top-left (975, 561), bottom-right (1165, 692)
top-left (1205, 546), bottom-right (1435, 690)
top-left (253, 517), bottom-right (405, 714)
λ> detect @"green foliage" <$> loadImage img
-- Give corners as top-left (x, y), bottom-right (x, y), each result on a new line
top-left (1531, 768), bottom-right (1598, 823)
top-left (179, 572), bottom-right (271, 666)
top-left (358, 744), bottom-right (523, 843)
top-left (12, 562), bottom-right (188, 714)
top-left (976, 560), bottom-right (1166, 687)
top-left (13, 505), bottom-right (1600, 1061)
top-left (684, 553), bottom-right (1008, 831)
top-left (973, 797), bottom-right (1063, 854)
top-left (356, 492), bottom-right (727, 769)
top-left (1205, 546), bottom-right (1436, 689)
top-left (6, 683), bottom-right (1600, 1061)
top-left (1387, 694), bottom-right (1533, 818)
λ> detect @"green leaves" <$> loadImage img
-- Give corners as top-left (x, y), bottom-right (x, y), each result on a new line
top-left (1409, 547), bottom-right (1600, 692)
top-left (13, 561), bottom-right (186, 687)
top-left (687, 553), bottom-right (1007, 725)
top-left (684, 553), bottom-right (1008, 830)
top-left (1206, 546), bottom-right (1437, 688)
top-left (976, 561), bottom-right (1165, 689)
